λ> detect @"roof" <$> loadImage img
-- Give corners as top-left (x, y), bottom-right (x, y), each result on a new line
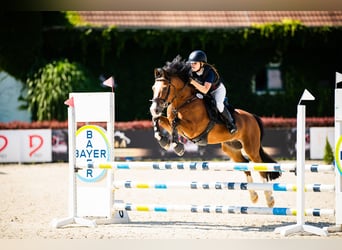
top-left (77, 11), bottom-right (342, 29)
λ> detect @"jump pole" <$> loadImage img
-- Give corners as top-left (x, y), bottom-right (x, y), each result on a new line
top-left (113, 180), bottom-right (335, 192)
top-left (275, 89), bottom-right (328, 236)
top-left (83, 161), bottom-right (334, 172)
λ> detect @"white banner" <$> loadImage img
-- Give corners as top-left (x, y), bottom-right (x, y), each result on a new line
top-left (0, 130), bottom-right (21, 162)
top-left (0, 129), bottom-right (52, 163)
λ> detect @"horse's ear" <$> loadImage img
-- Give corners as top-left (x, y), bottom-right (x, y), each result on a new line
top-left (154, 68), bottom-right (163, 78)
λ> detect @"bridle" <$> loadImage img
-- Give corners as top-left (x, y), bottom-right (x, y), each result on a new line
top-left (151, 77), bottom-right (172, 109)
top-left (151, 75), bottom-right (190, 111)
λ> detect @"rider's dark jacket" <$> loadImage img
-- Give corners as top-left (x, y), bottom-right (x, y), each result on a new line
top-left (189, 64), bottom-right (221, 92)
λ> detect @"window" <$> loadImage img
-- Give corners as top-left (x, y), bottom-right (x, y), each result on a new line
top-left (252, 62), bottom-right (283, 95)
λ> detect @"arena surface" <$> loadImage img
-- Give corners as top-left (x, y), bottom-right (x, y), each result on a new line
top-left (0, 161), bottom-right (341, 239)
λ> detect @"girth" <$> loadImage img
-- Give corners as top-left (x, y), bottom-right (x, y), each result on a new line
top-left (188, 120), bottom-right (215, 146)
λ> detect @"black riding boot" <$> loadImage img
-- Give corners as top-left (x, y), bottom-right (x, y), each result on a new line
top-left (220, 107), bottom-right (237, 134)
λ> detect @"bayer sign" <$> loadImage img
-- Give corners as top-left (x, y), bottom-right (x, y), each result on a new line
top-left (75, 125), bottom-right (110, 182)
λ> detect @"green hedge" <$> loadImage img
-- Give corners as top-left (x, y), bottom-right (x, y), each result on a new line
top-left (1, 12), bottom-right (341, 121)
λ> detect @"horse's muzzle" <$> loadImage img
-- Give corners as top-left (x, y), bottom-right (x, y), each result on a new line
top-left (149, 99), bottom-right (164, 118)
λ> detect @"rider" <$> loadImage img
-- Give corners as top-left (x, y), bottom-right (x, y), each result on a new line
top-left (187, 50), bottom-right (237, 134)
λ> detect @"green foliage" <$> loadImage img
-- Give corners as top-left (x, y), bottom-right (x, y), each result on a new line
top-left (247, 19), bottom-right (304, 39)
top-left (2, 12), bottom-right (342, 121)
top-left (323, 137), bottom-right (334, 164)
top-left (64, 11), bottom-right (84, 26)
top-left (47, 19), bottom-right (340, 120)
top-left (23, 59), bottom-right (93, 121)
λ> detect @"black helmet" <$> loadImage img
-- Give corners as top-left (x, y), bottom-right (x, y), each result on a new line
top-left (188, 50), bottom-right (207, 63)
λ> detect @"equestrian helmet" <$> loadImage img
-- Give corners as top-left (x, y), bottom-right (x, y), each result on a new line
top-left (188, 50), bottom-right (207, 63)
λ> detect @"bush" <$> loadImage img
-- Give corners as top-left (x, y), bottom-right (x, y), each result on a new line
top-left (323, 137), bottom-right (334, 164)
top-left (22, 59), bottom-right (93, 121)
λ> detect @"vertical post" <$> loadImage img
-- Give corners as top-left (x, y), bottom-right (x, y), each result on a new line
top-left (326, 72), bottom-right (342, 232)
top-left (275, 89), bottom-right (327, 236)
top-left (51, 99), bottom-right (96, 228)
top-left (296, 104), bottom-right (305, 226)
top-left (103, 93), bottom-right (130, 224)
top-left (335, 85), bottom-right (342, 229)
top-left (68, 106), bottom-right (77, 218)
top-left (106, 93), bottom-right (115, 219)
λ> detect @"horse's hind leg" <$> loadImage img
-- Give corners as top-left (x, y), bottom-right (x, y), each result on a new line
top-left (221, 143), bottom-right (258, 204)
top-left (242, 143), bottom-right (275, 208)
top-left (262, 180), bottom-right (274, 208)
top-left (245, 171), bottom-right (259, 204)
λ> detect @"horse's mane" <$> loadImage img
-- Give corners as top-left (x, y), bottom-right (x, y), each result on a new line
top-left (162, 55), bottom-right (191, 83)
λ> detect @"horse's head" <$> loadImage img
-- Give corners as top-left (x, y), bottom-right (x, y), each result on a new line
top-left (150, 56), bottom-right (192, 119)
top-left (150, 68), bottom-right (172, 118)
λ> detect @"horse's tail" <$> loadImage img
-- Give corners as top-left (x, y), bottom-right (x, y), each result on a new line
top-left (253, 114), bottom-right (282, 181)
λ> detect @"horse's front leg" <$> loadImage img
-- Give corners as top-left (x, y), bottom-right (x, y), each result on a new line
top-left (153, 117), bottom-right (171, 150)
top-left (170, 119), bottom-right (184, 156)
top-left (154, 116), bottom-right (184, 156)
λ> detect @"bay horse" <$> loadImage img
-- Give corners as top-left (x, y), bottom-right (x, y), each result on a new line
top-left (149, 56), bottom-right (281, 208)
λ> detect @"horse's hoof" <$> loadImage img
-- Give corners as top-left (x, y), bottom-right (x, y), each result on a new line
top-left (250, 192), bottom-right (258, 204)
top-left (158, 136), bottom-right (170, 150)
top-left (266, 196), bottom-right (275, 208)
top-left (174, 143), bottom-right (185, 156)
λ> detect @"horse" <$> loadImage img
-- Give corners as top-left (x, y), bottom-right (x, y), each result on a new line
top-left (149, 55), bottom-right (281, 208)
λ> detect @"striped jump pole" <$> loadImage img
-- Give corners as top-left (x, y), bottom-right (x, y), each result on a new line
top-left (113, 203), bottom-right (335, 217)
top-left (113, 180), bottom-right (335, 192)
top-left (82, 161), bottom-right (334, 173)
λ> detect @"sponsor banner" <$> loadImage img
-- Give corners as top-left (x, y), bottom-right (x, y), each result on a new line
top-left (20, 129), bottom-right (52, 162)
top-left (1, 127), bottom-right (333, 163)
top-left (52, 129), bottom-right (68, 162)
top-left (75, 125), bottom-right (110, 183)
top-left (0, 130), bottom-right (20, 162)
top-left (0, 129), bottom-right (52, 163)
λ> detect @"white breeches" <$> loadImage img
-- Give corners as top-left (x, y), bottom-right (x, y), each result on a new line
top-left (211, 83), bottom-right (226, 112)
